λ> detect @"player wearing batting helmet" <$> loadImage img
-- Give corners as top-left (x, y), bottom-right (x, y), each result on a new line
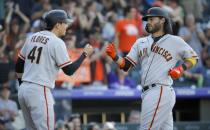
top-left (106, 7), bottom-right (198, 130)
top-left (15, 9), bottom-right (93, 130)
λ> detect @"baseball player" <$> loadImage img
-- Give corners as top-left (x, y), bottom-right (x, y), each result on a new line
top-left (106, 7), bottom-right (198, 130)
top-left (15, 10), bottom-right (93, 130)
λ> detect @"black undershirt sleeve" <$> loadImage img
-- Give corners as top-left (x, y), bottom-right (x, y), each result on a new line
top-left (62, 52), bottom-right (87, 76)
top-left (122, 58), bottom-right (133, 72)
top-left (15, 57), bottom-right (25, 85)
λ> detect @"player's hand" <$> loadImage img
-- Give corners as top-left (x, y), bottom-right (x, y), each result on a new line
top-left (106, 43), bottom-right (117, 59)
top-left (168, 65), bottom-right (184, 79)
top-left (83, 44), bottom-right (94, 57)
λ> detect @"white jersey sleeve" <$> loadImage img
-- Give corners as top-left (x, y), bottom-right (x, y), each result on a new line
top-left (126, 37), bottom-right (151, 66)
top-left (50, 39), bottom-right (72, 68)
top-left (18, 38), bottom-right (31, 60)
top-left (126, 40), bottom-right (139, 66)
top-left (178, 38), bottom-right (198, 60)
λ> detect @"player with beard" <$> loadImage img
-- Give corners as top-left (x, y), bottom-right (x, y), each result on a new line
top-left (106, 7), bottom-right (198, 130)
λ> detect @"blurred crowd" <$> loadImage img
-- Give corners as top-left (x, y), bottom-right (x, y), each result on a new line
top-left (0, 0), bottom-right (210, 129)
top-left (54, 110), bottom-right (141, 130)
top-left (0, 0), bottom-right (210, 92)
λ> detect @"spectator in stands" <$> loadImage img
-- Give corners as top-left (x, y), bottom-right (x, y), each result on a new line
top-left (0, 25), bottom-right (7, 64)
top-left (5, 2), bottom-right (30, 62)
top-left (115, 5), bottom-right (142, 56)
top-left (167, 0), bottom-right (184, 35)
top-left (180, 0), bottom-right (204, 20)
top-left (102, 122), bottom-right (116, 130)
top-left (205, 20), bottom-right (210, 45)
top-left (79, 1), bottom-right (104, 39)
top-left (31, 0), bottom-right (53, 21)
top-left (15, 0), bottom-right (34, 19)
top-left (182, 40), bottom-right (210, 87)
top-left (102, 11), bottom-right (117, 42)
top-left (55, 119), bottom-right (66, 130)
top-left (178, 14), bottom-right (208, 69)
top-left (66, 114), bottom-right (81, 130)
top-left (128, 110), bottom-right (141, 124)
top-left (7, 71), bottom-right (17, 94)
top-left (198, 44), bottom-right (210, 87)
top-left (89, 34), bottom-right (107, 85)
top-left (88, 122), bottom-right (101, 130)
top-left (0, 82), bottom-right (18, 130)
top-left (202, 0), bottom-right (210, 22)
top-left (107, 66), bottom-right (137, 89)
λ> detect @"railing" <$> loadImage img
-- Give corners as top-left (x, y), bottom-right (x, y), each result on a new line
top-left (81, 122), bottom-right (210, 130)
top-left (53, 87), bottom-right (210, 100)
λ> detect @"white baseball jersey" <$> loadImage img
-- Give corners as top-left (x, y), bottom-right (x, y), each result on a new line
top-left (18, 31), bottom-right (72, 89)
top-left (126, 34), bottom-right (198, 86)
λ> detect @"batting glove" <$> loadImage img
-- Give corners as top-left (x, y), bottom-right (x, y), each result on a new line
top-left (106, 43), bottom-right (117, 60)
top-left (168, 65), bottom-right (184, 79)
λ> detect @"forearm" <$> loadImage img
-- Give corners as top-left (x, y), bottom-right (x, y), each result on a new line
top-left (62, 52), bottom-right (87, 76)
top-left (113, 55), bottom-right (132, 72)
top-left (16, 11), bottom-right (30, 24)
top-left (106, 43), bottom-right (132, 71)
top-left (5, 10), bottom-right (13, 24)
top-left (169, 57), bottom-right (197, 79)
top-left (15, 57), bottom-right (25, 85)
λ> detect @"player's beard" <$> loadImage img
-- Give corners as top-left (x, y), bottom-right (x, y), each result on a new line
top-left (145, 22), bottom-right (162, 34)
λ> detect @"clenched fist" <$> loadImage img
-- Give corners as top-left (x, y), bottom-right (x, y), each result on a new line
top-left (83, 44), bottom-right (94, 56)
top-left (168, 65), bottom-right (184, 79)
top-left (106, 43), bottom-right (117, 60)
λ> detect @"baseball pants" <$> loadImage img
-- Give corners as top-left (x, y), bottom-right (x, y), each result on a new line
top-left (140, 85), bottom-right (176, 130)
top-left (18, 82), bottom-right (55, 130)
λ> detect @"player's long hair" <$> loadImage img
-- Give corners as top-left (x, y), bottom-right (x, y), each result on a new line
top-left (164, 18), bottom-right (173, 34)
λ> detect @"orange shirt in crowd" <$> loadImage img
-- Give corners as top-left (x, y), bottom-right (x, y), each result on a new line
top-left (115, 18), bottom-right (142, 53)
top-left (89, 38), bottom-right (106, 83)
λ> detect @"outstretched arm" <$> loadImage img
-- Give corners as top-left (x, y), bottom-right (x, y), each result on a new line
top-left (62, 44), bottom-right (93, 76)
top-left (62, 52), bottom-right (87, 76)
top-left (106, 43), bottom-right (133, 72)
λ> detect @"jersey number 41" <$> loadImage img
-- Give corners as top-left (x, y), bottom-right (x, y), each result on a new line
top-left (27, 46), bottom-right (43, 64)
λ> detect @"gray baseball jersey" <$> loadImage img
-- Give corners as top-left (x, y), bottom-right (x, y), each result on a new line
top-left (18, 30), bottom-right (71, 130)
top-left (18, 31), bottom-right (72, 89)
top-left (126, 34), bottom-right (198, 86)
top-left (125, 34), bottom-right (198, 130)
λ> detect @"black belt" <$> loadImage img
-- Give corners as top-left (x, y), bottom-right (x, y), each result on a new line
top-left (142, 84), bottom-right (156, 92)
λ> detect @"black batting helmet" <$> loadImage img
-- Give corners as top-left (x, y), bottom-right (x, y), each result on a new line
top-left (43, 9), bottom-right (73, 30)
top-left (142, 7), bottom-right (173, 34)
